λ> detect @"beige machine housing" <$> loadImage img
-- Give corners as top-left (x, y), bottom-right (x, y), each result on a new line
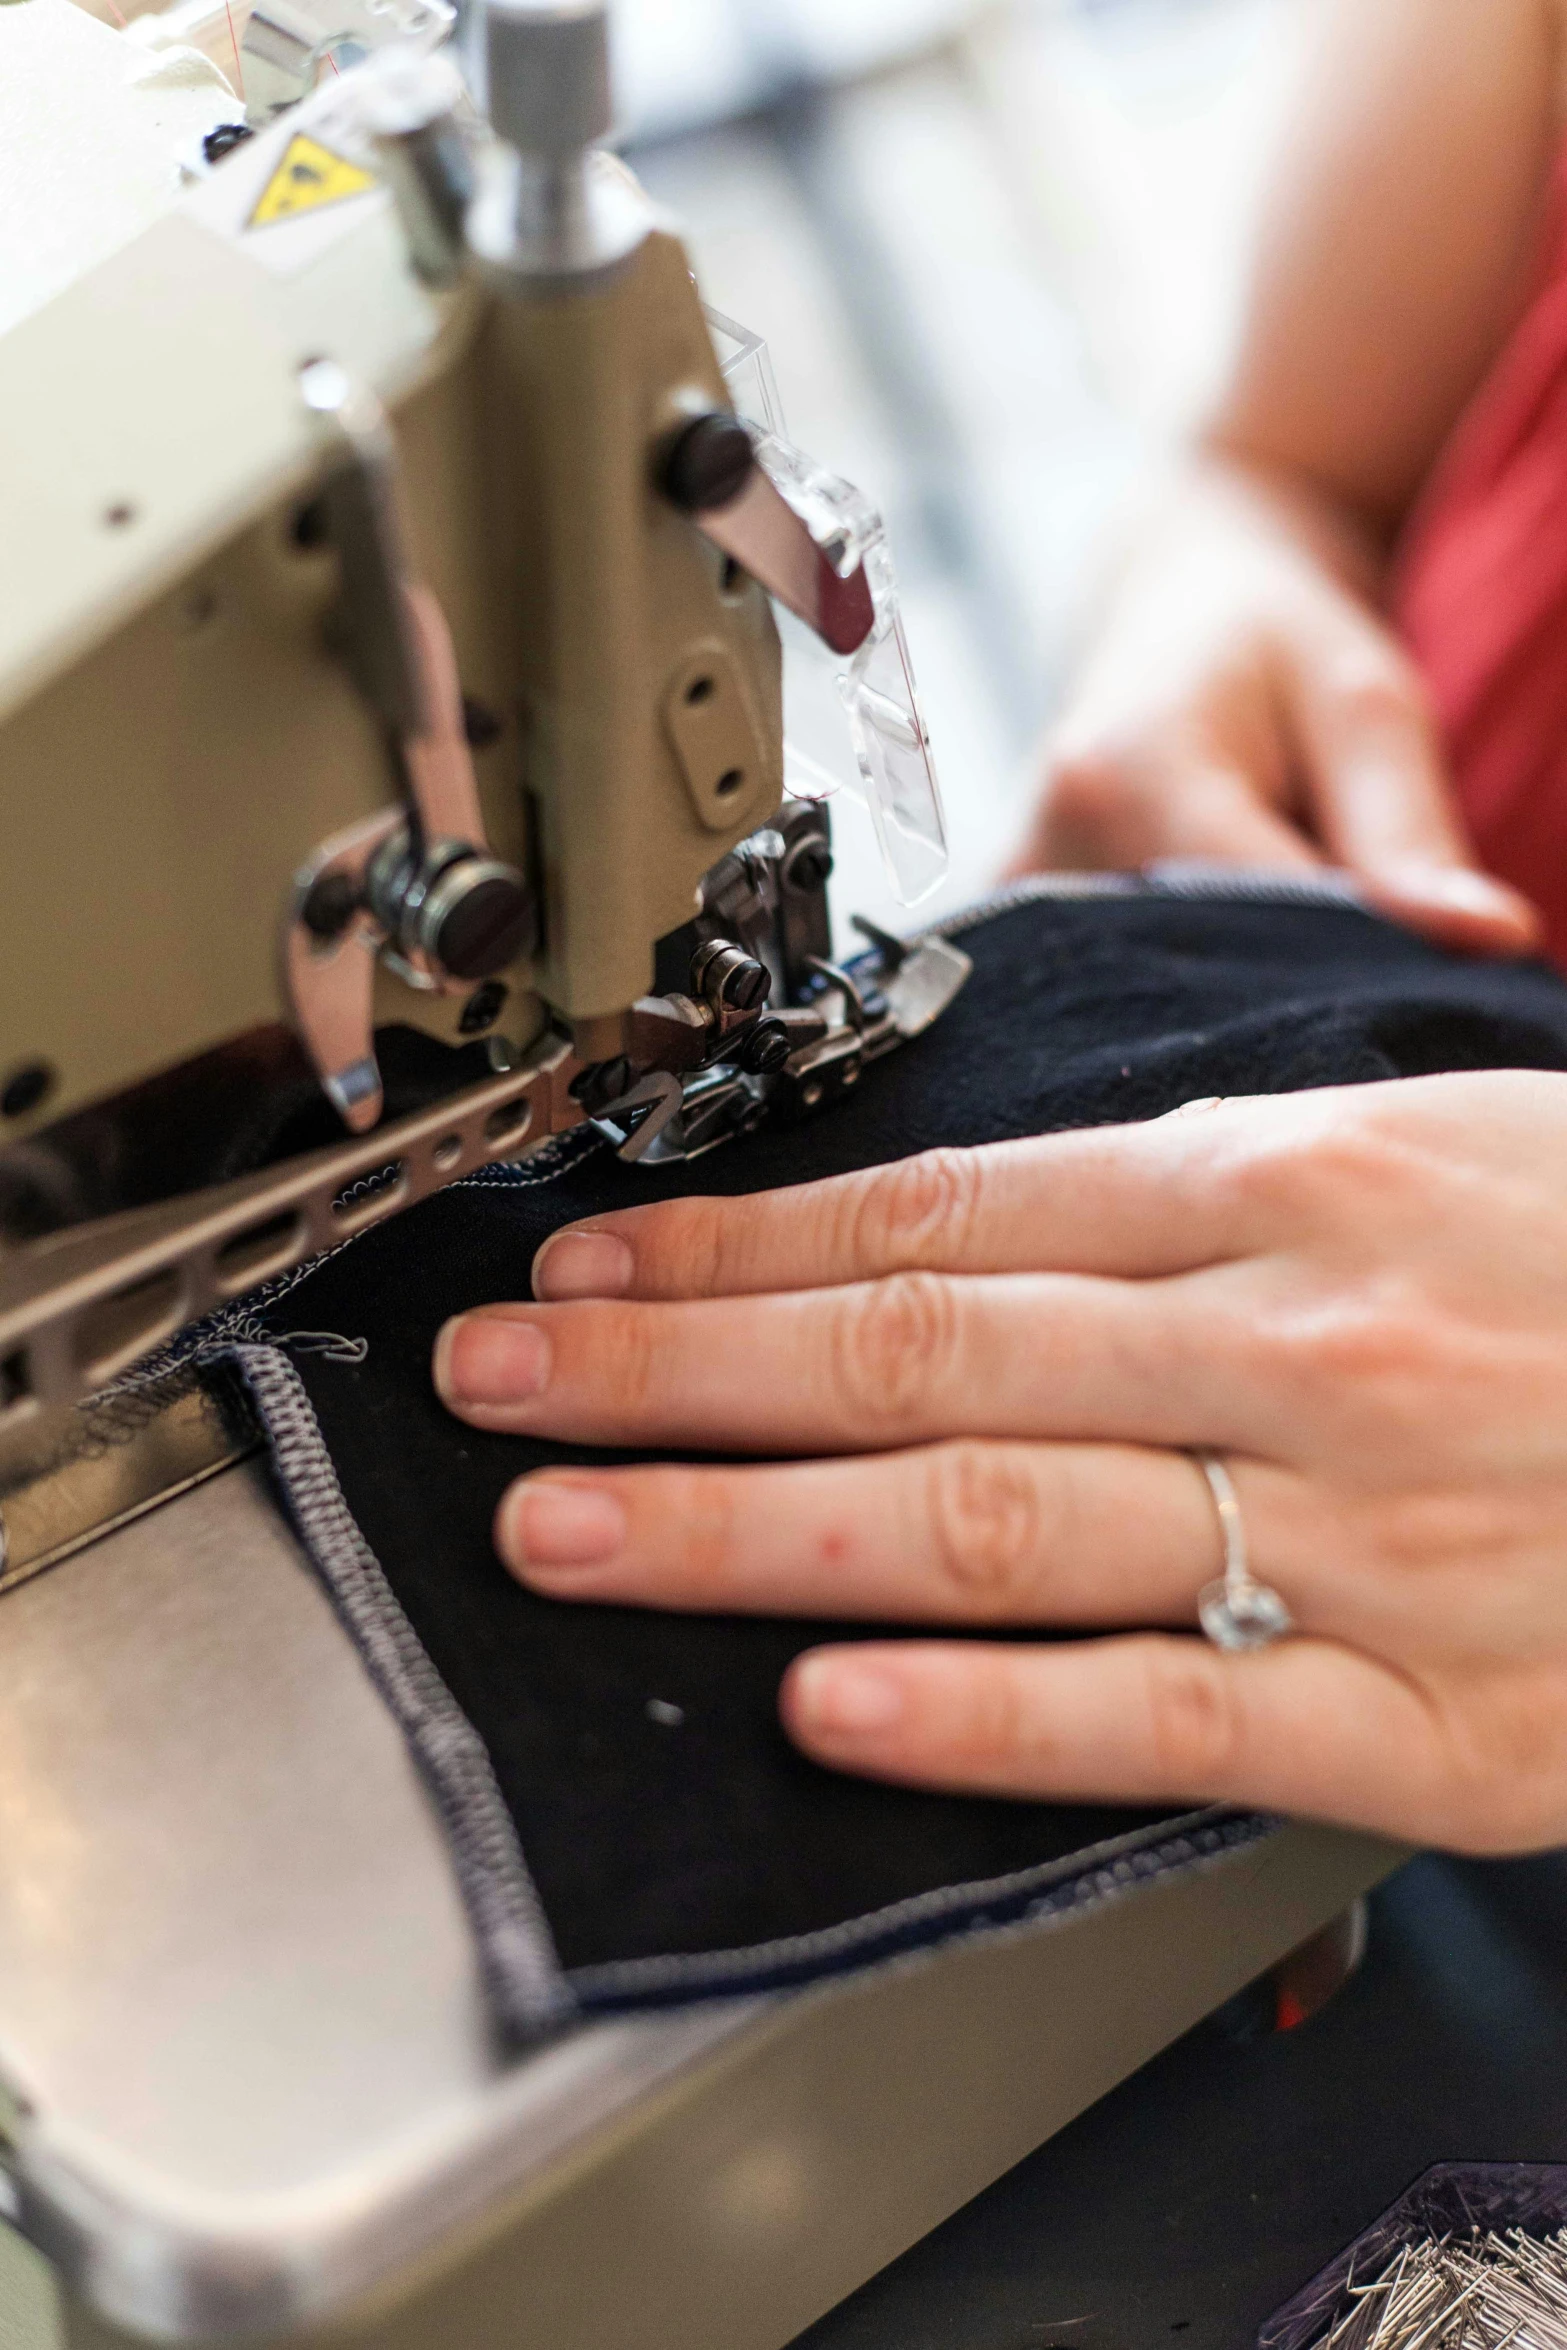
top-left (0, 127), bottom-right (781, 1131)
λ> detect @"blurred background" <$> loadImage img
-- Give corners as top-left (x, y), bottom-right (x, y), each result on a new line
top-left (611, 0), bottom-right (1313, 922)
top-left (9, 0), bottom-right (1317, 923)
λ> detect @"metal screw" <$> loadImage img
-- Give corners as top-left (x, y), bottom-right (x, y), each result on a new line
top-left (417, 858), bottom-right (535, 981)
top-left (690, 938), bottom-right (770, 1015)
top-left (740, 1019), bottom-right (790, 1075)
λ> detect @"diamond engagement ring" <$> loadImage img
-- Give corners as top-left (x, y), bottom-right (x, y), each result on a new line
top-left (1192, 1451), bottom-right (1295, 1653)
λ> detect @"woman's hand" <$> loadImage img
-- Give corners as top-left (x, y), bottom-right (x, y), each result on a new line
top-left (1014, 461), bottom-right (1538, 959)
top-left (434, 1071), bottom-right (1567, 1854)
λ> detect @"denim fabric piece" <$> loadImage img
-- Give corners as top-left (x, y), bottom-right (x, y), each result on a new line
top-left (212, 880), bottom-right (1567, 2039)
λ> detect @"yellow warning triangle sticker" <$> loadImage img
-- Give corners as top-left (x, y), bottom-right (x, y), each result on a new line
top-left (248, 133), bottom-right (377, 230)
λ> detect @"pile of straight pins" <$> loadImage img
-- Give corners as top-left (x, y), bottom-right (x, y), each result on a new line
top-left (1311, 2230), bottom-right (1567, 2350)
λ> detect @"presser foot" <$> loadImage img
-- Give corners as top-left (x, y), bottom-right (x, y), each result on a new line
top-left (586, 928), bottom-right (972, 1166)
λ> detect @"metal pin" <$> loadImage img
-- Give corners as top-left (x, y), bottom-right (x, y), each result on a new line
top-left (1307, 2229), bottom-right (1567, 2350)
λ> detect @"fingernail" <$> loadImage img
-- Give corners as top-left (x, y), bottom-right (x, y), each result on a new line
top-left (533, 1229), bottom-right (634, 1302)
top-left (791, 1656), bottom-right (905, 1738)
top-left (503, 1479), bottom-right (626, 1574)
top-left (1381, 863), bottom-right (1534, 921)
top-left (435, 1313), bottom-right (550, 1408)
top-left (1414, 869), bottom-right (1515, 911)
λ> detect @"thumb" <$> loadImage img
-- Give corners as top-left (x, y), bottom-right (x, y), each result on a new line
top-left (1285, 628), bottom-right (1541, 957)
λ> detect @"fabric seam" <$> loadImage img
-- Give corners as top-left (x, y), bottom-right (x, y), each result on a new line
top-left (221, 1340), bottom-right (577, 2043)
top-left (563, 1808), bottom-right (1276, 2002)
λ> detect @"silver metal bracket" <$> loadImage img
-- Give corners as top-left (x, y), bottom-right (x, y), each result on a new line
top-left (589, 1070), bottom-right (689, 1164)
top-left (0, 1037), bottom-right (579, 1418)
top-left (283, 365), bottom-right (532, 1132)
top-left (691, 457), bottom-right (875, 659)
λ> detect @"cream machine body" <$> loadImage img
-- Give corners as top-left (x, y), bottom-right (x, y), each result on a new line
top-left (0, 0), bottom-right (967, 1436)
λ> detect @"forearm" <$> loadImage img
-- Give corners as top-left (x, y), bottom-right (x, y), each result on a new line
top-left (1207, 0), bottom-right (1562, 534)
top-left (1124, 450), bottom-right (1388, 620)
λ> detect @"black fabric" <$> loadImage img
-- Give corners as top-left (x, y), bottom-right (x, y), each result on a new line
top-left (225, 883), bottom-right (1567, 2005)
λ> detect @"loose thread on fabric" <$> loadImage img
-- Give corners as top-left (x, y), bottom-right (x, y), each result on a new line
top-left (273, 1329), bottom-right (370, 1365)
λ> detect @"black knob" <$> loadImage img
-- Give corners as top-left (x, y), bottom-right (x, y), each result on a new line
top-left (660, 413), bottom-right (755, 515)
top-left (423, 860), bottom-right (535, 981)
top-left (740, 1019), bottom-right (790, 1075)
top-left (784, 837), bottom-right (834, 895)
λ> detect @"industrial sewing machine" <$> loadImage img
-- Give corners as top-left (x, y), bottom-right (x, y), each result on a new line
top-left (0, 10), bottom-right (1399, 2347)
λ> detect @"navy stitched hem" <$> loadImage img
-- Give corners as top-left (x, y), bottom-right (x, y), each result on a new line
top-left (563, 1810), bottom-right (1279, 2011)
top-left (222, 1340), bottom-right (577, 2044)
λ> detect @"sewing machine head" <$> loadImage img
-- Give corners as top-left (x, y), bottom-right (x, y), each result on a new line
top-left (0, 0), bottom-right (965, 1496)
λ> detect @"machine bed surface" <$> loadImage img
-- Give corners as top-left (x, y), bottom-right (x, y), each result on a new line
top-left (0, 1464), bottom-right (1398, 2349)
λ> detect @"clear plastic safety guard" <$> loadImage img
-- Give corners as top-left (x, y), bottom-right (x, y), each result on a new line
top-left (707, 306), bottom-right (950, 907)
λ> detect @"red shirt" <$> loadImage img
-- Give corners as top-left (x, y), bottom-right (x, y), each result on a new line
top-left (1396, 173), bottom-right (1567, 966)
